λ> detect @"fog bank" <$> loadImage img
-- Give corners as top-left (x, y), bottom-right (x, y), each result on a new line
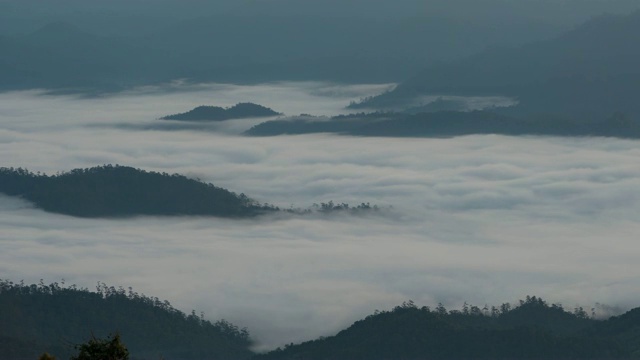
top-left (1, 83), bottom-right (639, 350)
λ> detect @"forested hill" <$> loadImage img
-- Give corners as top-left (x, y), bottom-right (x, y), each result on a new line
top-left (0, 165), bottom-right (270, 218)
top-left (4, 285), bottom-right (640, 360)
top-left (257, 297), bottom-right (640, 360)
top-left (0, 165), bottom-right (381, 218)
top-left (161, 103), bottom-right (281, 121)
top-left (0, 279), bottom-right (253, 360)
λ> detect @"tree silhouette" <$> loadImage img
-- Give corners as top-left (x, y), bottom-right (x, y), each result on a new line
top-left (70, 333), bottom-right (129, 360)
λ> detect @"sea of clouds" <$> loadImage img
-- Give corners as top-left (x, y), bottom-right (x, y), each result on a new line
top-left (1, 82), bottom-right (639, 350)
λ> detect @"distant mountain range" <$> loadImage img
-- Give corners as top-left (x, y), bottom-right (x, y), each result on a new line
top-left (161, 103), bottom-right (281, 121)
top-left (246, 111), bottom-right (640, 139)
top-left (0, 13), bottom-right (570, 94)
top-left (2, 10), bottom-right (639, 114)
top-left (0, 22), bottom-right (149, 93)
top-left (356, 11), bottom-right (640, 122)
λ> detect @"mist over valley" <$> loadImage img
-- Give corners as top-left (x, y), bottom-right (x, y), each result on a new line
top-left (2, 1), bottom-right (640, 358)
top-left (2, 84), bottom-right (640, 353)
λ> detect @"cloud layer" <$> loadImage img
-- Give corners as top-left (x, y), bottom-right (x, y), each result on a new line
top-left (1, 83), bottom-right (640, 350)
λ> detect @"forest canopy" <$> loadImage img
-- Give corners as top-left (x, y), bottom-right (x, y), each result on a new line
top-left (4, 282), bottom-right (640, 360)
top-left (0, 279), bottom-right (253, 360)
top-left (257, 296), bottom-right (640, 360)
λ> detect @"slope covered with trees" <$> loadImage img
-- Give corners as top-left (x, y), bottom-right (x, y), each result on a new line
top-left (0, 165), bottom-right (269, 218)
top-left (3, 286), bottom-right (640, 360)
top-left (0, 279), bottom-right (253, 360)
top-left (161, 103), bottom-right (281, 121)
top-left (257, 297), bottom-right (638, 360)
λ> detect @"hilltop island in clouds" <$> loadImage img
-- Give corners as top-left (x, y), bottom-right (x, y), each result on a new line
top-left (0, 165), bottom-right (381, 218)
top-left (245, 111), bottom-right (640, 139)
top-left (161, 103), bottom-right (281, 122)
top-left (2, 0), bottom-right (640, 358)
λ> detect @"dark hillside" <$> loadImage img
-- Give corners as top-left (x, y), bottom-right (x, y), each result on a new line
top-left (592, 308), bottom-right (640, 356)
top-left (256, 297), bottom-right (629, 360)
top-left (3, 282), bottom-right (638, 360)
top-left (0, 279), bottom-right (253, 360)
top-left (496, 297), bottom-right (593, 336)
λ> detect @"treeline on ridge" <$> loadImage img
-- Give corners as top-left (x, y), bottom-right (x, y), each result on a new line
top-left (258, 296), bottom-right (640, 360)
top-left (5, 282), bottom-right (640, 360)
top-left (0, 279), bottom-right (252, 360)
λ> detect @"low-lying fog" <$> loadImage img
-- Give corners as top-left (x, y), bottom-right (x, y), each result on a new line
top-left (1, 82), bottom-right (639, 350)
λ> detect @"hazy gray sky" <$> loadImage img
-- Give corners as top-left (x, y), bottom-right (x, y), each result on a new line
top-left (1, 83), bottom-right (640, 350)
top-left (3, 0), bottom-right (638, 18)
top-left (2, 0), bottom-right (638, 90)
top-left (2, 0), bottom-right (639, 34)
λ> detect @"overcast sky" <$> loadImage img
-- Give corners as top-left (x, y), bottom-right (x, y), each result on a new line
top-left (3, 0), bottom-right (638, 18)
top-left (1, 0), bottom-right (639, 34)
top-left (1, 83), bottom-right (640, 350)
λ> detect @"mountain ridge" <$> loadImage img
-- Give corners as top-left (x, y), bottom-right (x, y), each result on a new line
top-left (355, 11), bottom-right (640, 121)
